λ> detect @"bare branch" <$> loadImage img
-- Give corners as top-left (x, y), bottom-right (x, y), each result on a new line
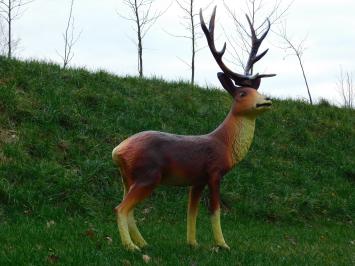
top-left (223, 0), bottom-right (293, 71)
top-left (119, 0), bottom-right (170, 78)
top-left (166, 0), bottom-right (214, 85)
top-left (336, 67), bottom-right (354, 108)
top-left (277, 23), bottom-right (313, 104)
top-left (0, 0), bottom-right (35, 58)
top-left (163, 28), bottom-right (191, 39)
top-left (58, 0), bottom-right (81, 69)
top-left (177, 55), bottom-right (191, 68)
top-left (0, 20), bottom-right (6, 55)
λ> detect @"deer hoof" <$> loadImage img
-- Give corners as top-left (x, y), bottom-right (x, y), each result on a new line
top-left (136, 240), bottom-right (148, 249)
top-left (124, 243), bottom-right (141, 252)
top-left (187, 240), bottom-right (199, 248)
top-left (217, 242), bottom-right (230, 250)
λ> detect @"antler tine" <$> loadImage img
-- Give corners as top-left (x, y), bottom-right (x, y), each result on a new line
top-left (200, 7), bottom-right (253, 83)
top-left (200, 7), bottom-right (226, 58)
top-left (208, 7), bottom-right (216, 39)
top-left (244, 15), bottom-right (273, 76)
top-left (259, 18), bottom-right (271, 42)
top-left (246, 15), bottom-right (256, 39)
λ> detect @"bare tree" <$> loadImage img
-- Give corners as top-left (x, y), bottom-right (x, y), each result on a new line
top-left (222, 0), bottom-right (293, 73)
top-left (337, 67), bottom-right (354, 108)
top-left (119, 0), bottom-right (167, 78)
top-left (167, 0), bottom-right (212, 85)
top-left (278, 24), bottom-right (313, 105)
top-left (0, 20), bottom-right (6, 55)
top-left (0, 0), bottom-right (34, 58)
top-left (58, 0), bottom-right (81, 69)
top-left (224, 0), bottom-right (313, 104)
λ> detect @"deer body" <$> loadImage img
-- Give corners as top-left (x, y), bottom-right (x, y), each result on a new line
top-left (112, 6), bottom-right (276, 251)
top-left (113, 132), bottom-right (230, 187)
top-left (113, 102), bottom-right (257, 187)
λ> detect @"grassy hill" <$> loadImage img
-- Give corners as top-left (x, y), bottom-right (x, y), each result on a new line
top-left (0, 58), bottom-right (354, 265)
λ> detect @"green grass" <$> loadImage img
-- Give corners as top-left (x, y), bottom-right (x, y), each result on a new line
top-left (0, 57), bottom-right (354, 265)
top-left (1, 215), bottom-right (353, 265)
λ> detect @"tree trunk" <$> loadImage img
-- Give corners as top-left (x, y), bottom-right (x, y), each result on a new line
top-left (190, 0), bottom-right (195, 86)
top-left (297, 54), bottom-right (313, 105)
top-left (7, 0), bottom-right (11, 59)
top-left (134, 0), bottom-right (143, 78)
top-left (138, 36), bottom-right (143, 78)
top-left (191, 39), bottom-right (195, 85)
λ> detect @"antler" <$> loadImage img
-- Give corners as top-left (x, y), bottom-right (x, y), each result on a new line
top-left (200, 6), bottom-right (276, 89)
top-left (244, 15), bottom-right (271, 76)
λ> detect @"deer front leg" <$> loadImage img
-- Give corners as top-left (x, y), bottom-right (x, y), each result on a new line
top-left (187, 185), bottom-right (205, 247)
top-left (208, 177), bottom-right (230, 250)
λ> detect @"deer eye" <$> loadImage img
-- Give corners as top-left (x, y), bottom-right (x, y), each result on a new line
top-left (239, 91), bottom-right (247, 97)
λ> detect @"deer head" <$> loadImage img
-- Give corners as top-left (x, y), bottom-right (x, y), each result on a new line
top-left (200, 6), bottom-right (275, 116)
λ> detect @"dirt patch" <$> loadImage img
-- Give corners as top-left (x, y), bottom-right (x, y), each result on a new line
top-left (0, 128), bottom-right (18, 163)
top-left (0, 150), bottom-right (8, 163)
top-left (0, 128), bottom-right (18, 145)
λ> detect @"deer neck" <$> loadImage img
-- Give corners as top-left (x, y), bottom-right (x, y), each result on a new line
top-left (211, 106), bottom-right (256, 165)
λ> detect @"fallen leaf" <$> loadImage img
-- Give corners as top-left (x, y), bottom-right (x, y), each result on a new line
top-left (23, 209), bottom-right (32, 215)
top-left (47, 254), bottom-right (59, 264)
top-left (210, 246), bottom-right (219, 253)
top-left (57, 140), bottom-right (70, 152)
top-left (142, 254), bottom-right (151, 264)
top-left (46, 220), bottom-right (55, 228)
top-left (284, 235), bottom-right (297, 246)
top-left (85, 229), bottom-right (95, 238)
top-left (121, 259), bottom-right (131, 266)
top-left (142, 207), bottom-right (153, 215)
top-left (105, 236), bottom-right (113, 245)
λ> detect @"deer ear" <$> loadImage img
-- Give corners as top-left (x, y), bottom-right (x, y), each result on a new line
top-left (217, 72), bottom-right (239, 96)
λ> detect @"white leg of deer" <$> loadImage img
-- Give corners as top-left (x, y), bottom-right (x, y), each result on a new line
top-left (116, 180), bottom-right (158, 251)
top-left (116, 210), bottom-right (140, 251)
top-left (209, 178), bottom-right (230, 250)
top-left (187, 185), bottom-right (204, 247)
top-left (115, 185), bottom-right (140, 251)
top-left (128, 210), bottom-right (147, 248)
top-left (210, 208), bottom-right (229, 249)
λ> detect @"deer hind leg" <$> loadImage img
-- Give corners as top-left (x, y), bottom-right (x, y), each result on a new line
top-left (127, 210), bottom-right (147, 248)
top-left (208, 177), bottom-right (230, 250)
top-left (115, 173), bottom-right (160, 251)
top-left (187, 185), bottom-right (204, 247)
top-left (120, 179), bottom-right (147, 248)
top-left (115, 179), bottom-right (136, 251)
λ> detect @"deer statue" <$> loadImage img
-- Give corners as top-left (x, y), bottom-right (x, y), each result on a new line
top-left (112, 6), bottom-right (276, 251)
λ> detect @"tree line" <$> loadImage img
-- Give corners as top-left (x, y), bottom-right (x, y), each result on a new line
top-left (0, 0), bottom-right (353, 108)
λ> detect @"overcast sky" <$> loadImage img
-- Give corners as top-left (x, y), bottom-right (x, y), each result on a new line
top-left (10, 0), bottom-right (355, 104)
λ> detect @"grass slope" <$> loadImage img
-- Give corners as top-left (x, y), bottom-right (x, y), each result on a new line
top-left (0, 58), bottom-right (354, 265)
